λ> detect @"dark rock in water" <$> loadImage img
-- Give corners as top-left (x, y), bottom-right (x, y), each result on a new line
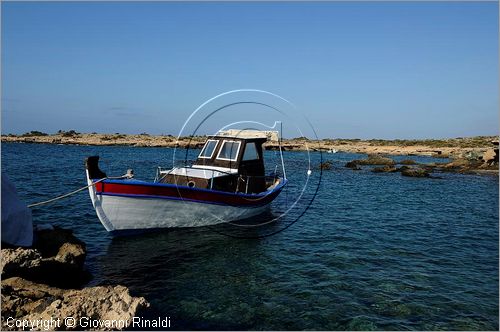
top-left (1, 227), bottom-right (90, 288)
top-left (1, 247), bottom-right (90, 289)
top-left (346, 154), bottom-right (394, 170)
top-left (401, 168), bottom-right (430, 178)
top-left (421, 164), bottom-right (438, 172)
top-left (345, 161), bottom-right (361, 170)
top-left (319, 160), bottom-right (333, 170)
top-left (372, 165), bottom-right (398, 173)
top-left (356, 154), bottom-right (395, 166)
top-left (441, 158), bottom-right (483, 173)
top-left (418, 156), bottom-right (498, 175)
top-left (1, 277), bottom-right (149, 331)
top-left (399, 159), bottom-right (417, 165)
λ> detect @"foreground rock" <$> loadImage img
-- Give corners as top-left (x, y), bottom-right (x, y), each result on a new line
top-left (1, 227), bottom-right (89, 288)
top-left (1, 248), bottom-right (42, 274)
top-left (35, 227), bottom-right (86, 262)
top-left (1, 277), bottom-right (149, 331)
top-left (1, 227), bottom-right (150, 331)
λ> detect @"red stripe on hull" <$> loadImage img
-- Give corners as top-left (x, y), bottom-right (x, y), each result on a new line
top-left (95, 181), bottom-right (280, 207)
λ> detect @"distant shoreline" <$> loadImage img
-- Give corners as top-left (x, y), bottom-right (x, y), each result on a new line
top-left (2, 132), bottom-right (498, 159)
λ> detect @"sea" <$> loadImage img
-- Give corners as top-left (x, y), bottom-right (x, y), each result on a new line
top-left (2, 142), bottom-right (498, 330)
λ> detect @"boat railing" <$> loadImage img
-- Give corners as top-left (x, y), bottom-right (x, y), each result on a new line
top-left (154, 165), bottom-right (237, 182)
top-left (154, 166), bottom-right (171, 182)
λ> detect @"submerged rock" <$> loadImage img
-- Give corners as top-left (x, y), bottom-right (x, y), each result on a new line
top-left (401, 168), bottom-right (430, 178)
top-left (319, 161), bottom-right (333, 170)
top-left (371, 165), bottom-right (398, 173)
top-left (345, 154), bottom-right (395, 167)
top-left (345, 154), bottom-right (394, 170)
top-left (345, 161), bottom-right (361, 170)
top-left (1, 277), bottom-right (149, 331)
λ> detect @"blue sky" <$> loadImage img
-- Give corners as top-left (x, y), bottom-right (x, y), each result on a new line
top-left (1, 2), bottom-right (498, 139)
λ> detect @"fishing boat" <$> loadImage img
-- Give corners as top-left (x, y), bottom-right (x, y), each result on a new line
top-left (85, 130), bottom-right (287, 232)
top-left (327, 148), bottom-right (337, 154)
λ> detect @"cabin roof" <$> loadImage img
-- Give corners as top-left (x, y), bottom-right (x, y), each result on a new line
top-left (216, 129), bottom-right (278, 141)
top-left (209, 135), bottom-right (267, 143)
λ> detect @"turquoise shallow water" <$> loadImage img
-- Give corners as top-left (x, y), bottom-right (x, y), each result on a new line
top-left (2, 142), bottom-right (498, 330)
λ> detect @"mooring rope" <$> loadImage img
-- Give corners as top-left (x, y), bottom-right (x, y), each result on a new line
top-left (27, 175), bottom-right (127, 208)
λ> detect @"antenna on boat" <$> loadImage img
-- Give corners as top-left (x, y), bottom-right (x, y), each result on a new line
top-left (278, 121), bottom-right (287, 180)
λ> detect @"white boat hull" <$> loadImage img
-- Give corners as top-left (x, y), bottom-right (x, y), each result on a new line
top-left (86, 173), bottom-right (271, 232)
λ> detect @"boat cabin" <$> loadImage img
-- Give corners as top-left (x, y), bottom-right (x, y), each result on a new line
top-left (159, 131), bottom-right (277, 194)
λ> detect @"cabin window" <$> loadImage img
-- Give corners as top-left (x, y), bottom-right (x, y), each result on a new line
top-left (216, 140), bottom-right (241, 161)
top-left (199, 140), bottom-right (218, 159)
top-left (242, 142), bottom-right (259, 161)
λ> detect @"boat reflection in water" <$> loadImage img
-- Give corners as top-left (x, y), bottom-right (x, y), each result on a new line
top-left (91, 210), bottom-right (284, 330)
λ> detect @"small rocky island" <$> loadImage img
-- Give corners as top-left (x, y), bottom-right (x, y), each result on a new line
top-left (1, 227), bottom-right (149, 331)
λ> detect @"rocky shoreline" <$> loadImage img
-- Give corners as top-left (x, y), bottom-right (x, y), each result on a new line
top-left (1, 227), bottom-right (149, 331)
top-left (2, 132), bottom-right (498, 159)
top-left (4, 132), bottom-right (497, 176)
top-left (320, 152), bottom-right (499, 176)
